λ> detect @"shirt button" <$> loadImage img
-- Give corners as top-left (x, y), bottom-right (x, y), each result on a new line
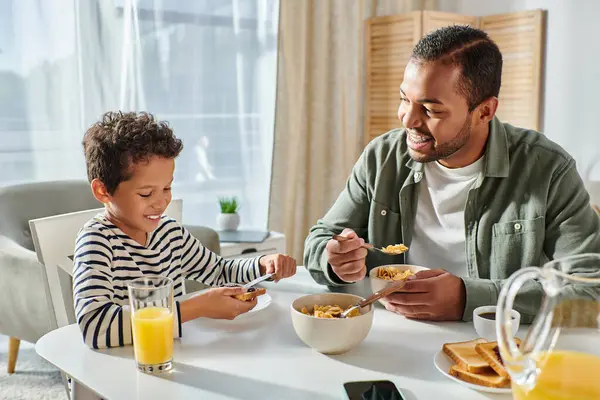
top-left (381, 210), bottom-right (387, 216)
top-left (514, 223), bottom-right (522, 231)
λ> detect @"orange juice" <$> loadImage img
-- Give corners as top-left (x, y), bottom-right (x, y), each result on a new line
top-left (131, 307), bottom-right (173, 365)
top-left (513, 350), bottom-right (600, 400)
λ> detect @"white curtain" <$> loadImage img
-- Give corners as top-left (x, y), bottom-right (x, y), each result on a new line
top-left (0, 0), bottom-right (279, 230)
top-left (269, 0), bottom-right (438, 262)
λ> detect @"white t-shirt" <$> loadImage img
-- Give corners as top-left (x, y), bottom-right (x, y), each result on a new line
top-left (406, 157), bottom-right (484, 277)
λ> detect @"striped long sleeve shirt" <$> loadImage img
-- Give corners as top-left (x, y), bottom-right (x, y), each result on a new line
top-left (72, 213), bottom-right (261, 349)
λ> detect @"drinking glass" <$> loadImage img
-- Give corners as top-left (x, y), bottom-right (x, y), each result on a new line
top-left (128, 276), bottom-right (174, 373)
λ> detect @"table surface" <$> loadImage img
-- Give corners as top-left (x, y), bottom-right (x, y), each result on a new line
top-left (36, 267), bottom-right (516, 400)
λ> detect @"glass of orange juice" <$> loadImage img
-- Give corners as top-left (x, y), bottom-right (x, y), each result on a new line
top-left (128, 276), bottom-right (174, 374)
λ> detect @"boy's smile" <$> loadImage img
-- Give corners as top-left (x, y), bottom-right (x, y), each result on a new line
top-left (92, 155), bottom-right (175, 245)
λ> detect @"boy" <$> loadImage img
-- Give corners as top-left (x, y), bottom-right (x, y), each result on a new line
top-left (73, 111), bottom-right (296, 349)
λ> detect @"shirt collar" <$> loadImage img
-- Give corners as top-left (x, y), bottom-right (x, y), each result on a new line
top-left (483, 116), bottom-right (509, 178)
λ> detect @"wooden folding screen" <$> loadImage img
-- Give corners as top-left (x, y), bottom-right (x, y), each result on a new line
top-left (480, 10), bottom-right (545, 131)
top-left (422, 11), bottom-right (478, 35)
top-left (364, 12), bottom-right (421, 144)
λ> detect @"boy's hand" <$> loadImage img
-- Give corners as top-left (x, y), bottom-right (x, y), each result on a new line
top-left (259, 254), bottom-right (297, 282)
top-left (181, 287), bottom-right (257, 322)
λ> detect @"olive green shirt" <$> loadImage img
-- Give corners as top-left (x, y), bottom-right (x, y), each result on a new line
top-left (304, 117), bottom-right (600, 323)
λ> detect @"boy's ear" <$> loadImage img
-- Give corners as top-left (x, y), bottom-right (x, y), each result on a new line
top-left (91, 179), bottom-right (111, 204)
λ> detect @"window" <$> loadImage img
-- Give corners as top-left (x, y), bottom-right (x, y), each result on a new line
top-left (0, 0), bottom-right (280, 230)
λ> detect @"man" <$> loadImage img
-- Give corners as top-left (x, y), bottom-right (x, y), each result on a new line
top-left (303, 25), bottom-right (600, 323)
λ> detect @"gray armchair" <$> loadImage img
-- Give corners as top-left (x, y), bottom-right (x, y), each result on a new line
top-left (0, 180), bottom-right (219, 373)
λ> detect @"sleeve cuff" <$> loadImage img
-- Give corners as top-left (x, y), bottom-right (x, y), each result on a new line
top-left (320, 251), bottom-right (348, 286)
top-left (250, 257), bottom-right (262, 280)
top-left (461, 277), bottom-right (499, 321)
top-left (174, 301), bottom-right (182, 338)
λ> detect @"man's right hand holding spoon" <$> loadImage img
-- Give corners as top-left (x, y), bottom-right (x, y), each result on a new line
top-left (325, 228), bottom-right (369, 282)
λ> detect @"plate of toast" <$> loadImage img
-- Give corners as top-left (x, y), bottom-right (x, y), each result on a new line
top-left (234, 287), bottom-right (272, 316)
top-left (434, 338), bottom-right (521, 394)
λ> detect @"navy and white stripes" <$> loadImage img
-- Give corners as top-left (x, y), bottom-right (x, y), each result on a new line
top-left (72, 213), bottom-right (261, 349)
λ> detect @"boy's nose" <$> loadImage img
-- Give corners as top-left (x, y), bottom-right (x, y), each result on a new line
top-left (152, 198), bottom-right (169, 211)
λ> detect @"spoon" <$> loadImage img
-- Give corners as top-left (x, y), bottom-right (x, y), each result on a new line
top-left (332, 234), bottom-right (407, 255)
top-left (340, 280), bottom-right (407, 318)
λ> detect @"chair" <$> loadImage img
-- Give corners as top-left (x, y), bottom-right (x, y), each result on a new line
top-left (0, 181), bottom-right (97, 374)
top-left (0, 181), bottom-right (219, 374)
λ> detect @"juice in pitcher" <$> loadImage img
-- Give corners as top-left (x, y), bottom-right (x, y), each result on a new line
top-left (512, 350), bottom-right (600, 400)
top-left (496, 254), bottom-right (600, 400)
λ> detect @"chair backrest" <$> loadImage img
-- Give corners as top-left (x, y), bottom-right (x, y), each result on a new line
top-left (0, 180), bottom-right (97, 251)
top-left (29, 199), bottom-right (183, 328)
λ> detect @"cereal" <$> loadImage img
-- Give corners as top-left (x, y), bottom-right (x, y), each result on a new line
top-left (376, 266), bottom-right (414, 281)
top-left (380, 244), bottom-right (409, 255)
top-left (300, 304), bottom-right (361, 318)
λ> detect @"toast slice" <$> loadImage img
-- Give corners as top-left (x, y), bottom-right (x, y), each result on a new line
top-left (449, 364), bottom-right (510, 388)
top-left (442, 338), bottom-right (491, 373)
top-left (234, 287), bottom-right (266, 302)
top-left (475, 338), bottom-right (522, 378)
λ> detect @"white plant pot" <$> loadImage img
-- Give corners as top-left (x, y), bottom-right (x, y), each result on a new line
top-left (217, 213), bottom-right (240, 231)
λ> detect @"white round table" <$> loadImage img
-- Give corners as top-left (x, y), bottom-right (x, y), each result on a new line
top-left (36, 267), bottom-right (514, 400)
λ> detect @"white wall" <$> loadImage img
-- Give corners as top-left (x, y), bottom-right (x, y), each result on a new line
top-left (437, 0), bottom-right (600, 203)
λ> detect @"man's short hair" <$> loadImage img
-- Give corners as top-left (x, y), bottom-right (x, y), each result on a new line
top-left (411, 25), bottom-right (503, 111)
top-left (83, 111), bottom-right (183, 194)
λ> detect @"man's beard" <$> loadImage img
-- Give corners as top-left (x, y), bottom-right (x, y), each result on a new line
top-left (408, 115), bottom-right (472, 163)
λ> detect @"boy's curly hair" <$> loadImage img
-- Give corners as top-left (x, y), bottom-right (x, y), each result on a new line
top-left (83, 111), bottom-right (183, 194)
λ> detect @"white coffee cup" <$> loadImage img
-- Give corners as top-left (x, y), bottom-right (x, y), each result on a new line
top-left (473, 305), bottom-right (520, 341)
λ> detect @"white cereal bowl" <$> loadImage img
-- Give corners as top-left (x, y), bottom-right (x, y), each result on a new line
top-left (291, 293), bottom-right (374, 355)
top-left (369, 264), bottom-right (429, 306)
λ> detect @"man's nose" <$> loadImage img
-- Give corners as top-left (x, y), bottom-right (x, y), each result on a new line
top-left (400, 106), bottom-right (422, 130)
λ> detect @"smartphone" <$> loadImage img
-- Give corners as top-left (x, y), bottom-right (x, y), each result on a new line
top-left (343, 380), bottom-right (406, 400)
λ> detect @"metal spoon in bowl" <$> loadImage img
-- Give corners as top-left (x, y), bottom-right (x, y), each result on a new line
top-left (340, 280), bottom-right (407, 318)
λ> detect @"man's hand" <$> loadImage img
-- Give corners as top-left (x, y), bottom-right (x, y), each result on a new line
top-left (384, 269), bottom-right (466, 321)
top-left (325, 228), bottom-right (368, 283)
top-left (259, 254), bottom-right (297, 282)
top-left (180, 287), bottom-right (257, 322)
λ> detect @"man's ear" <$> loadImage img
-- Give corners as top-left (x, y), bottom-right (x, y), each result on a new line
top-left (91, 179), bottom-right (111, 204)
top-left (475, 97), bottom-right (499, 126)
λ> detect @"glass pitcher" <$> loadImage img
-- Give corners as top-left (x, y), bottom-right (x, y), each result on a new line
top-left (496, 253), bottom-right (600, 400)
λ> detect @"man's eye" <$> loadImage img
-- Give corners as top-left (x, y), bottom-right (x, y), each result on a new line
top-left (139, 193), bottom-right (152, 198)
top-left (164, 187), bottom-right (172, 192)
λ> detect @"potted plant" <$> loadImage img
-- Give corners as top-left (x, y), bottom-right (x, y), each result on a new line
top-left (217, 197), bottom-right (240, 231)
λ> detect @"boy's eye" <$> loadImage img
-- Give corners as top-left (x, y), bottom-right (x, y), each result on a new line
top-left (164, 187), bottom-right (171, 192)
top-left (139, 193), bottom-right (152, 198)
